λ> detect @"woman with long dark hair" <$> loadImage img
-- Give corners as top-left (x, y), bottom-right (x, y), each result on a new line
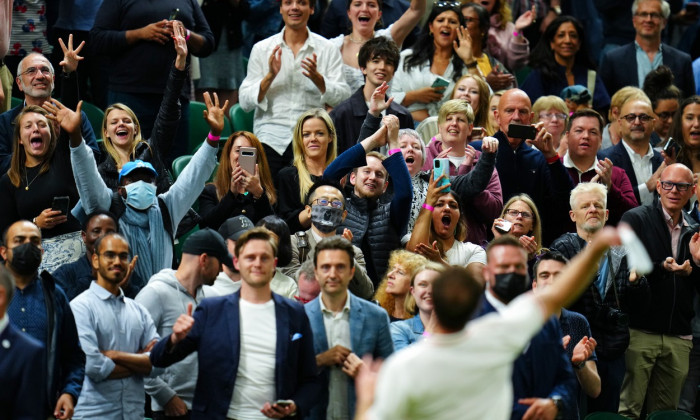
top-left (391, 3), bottom-right (474, 122)
top-left (521, 16), bottom-right (610, 113)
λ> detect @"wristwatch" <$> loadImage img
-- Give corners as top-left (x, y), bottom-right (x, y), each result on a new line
top-left (550, 395), bottom-right (564, 419)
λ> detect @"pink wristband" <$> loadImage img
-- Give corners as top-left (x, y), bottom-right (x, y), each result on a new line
top-left (513, 30), bottom-right (520, 37)
top-left (422, 203), bottom-right (434, 211)
top-left (186, 29), bottom-right (191, 40)
top-left (388, 148), bottom-right (401, 156)
top-left (207, 132), bottom-right (221, 142)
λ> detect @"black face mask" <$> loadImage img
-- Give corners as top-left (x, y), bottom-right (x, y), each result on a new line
top-left (311, 206), bottom-right (344, 234)
top-left (9, 242), bottom-right (42, 275)
top-left (492, 271), bottom-right (530, 304)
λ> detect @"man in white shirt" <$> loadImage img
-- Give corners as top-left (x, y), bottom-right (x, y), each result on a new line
top-left (354, 229), bottom-right (622, 420)
top-left (238, 0), bottom-right (350, 178)
top-left (150, 227), bottom-right (320, 419)
top-left (600, 93), bottom-right (664, 206)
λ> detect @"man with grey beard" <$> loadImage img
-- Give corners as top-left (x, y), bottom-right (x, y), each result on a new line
top-left (550, 182), bottom-right (646, 414)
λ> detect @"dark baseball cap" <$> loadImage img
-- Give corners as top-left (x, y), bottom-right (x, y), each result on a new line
top-left (218, 215), bottom-right (254, 241)
top-left (182, 228), bottom-right (234, 268)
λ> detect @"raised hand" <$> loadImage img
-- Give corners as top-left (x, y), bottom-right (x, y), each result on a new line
top-left (202, 92), bottom-right (229, 136)
top-left (590, 158), bottom-right (613, 188)
top-left (514, 5), bottom-right (537, 31)
top-left (170, 303), bottom-right (194, 345)
top-left (268, 45), bottom-right (282, 78)
top-left (301, 53), bottom-right (326, 94)
top-left (453, 26), bottom-right (474, 64)
top-left (526, 121), bottom-right (556, 159)
top-left (171, 21), bottom-right (188, 70)
top-left (369, 82), bottom-right (394, 116)
top-left (481, 136), bottom-right (499, 154)
top-left (342, 228), bottom-right (354, 242)
top-left (383, 114), bottom-right (400, 149)
top-left (119, 255), bottom-right (139, 291)
top-left (571, 336), bottom-right (597, 364)
top-left (58, 34), bottom-right (85, 73)
top-left (42, 99), bottom-right (83, 137)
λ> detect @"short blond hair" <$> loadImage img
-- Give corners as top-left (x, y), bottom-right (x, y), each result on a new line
top-left (533, 96), bottom-right (568, 120)
top-left (609, 87), bottom-right (647, 120)
top-left (438, 99), bottom-right (475, 126)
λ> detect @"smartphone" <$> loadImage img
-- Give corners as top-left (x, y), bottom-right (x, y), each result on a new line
top-left (273, 399), bottom-right (294, 407)
top-left (663, 137), bottom-right (681, 156)
top-left (433, 158), bottom-right (451, 193)
top-left (51, 196), bottom-right (70, 215)
top-left (168, 8), bottom-right (180, 20)
top-left (431, 76), bottom-right (450, 89)
top-left (495, 220), bottom-right (513, 234)
top-left (470, 127), bottom-right (485, 140)
top-left (239, 146), bottom-right (257, 174)
top-left (508, 123), bottom-right (537, 140)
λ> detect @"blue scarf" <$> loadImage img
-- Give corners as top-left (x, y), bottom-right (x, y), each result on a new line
top-left (119, 199), bottom-right (170, 281)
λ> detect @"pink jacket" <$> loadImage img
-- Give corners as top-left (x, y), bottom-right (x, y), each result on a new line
top-left (487, 15), bottom-right (530, 72)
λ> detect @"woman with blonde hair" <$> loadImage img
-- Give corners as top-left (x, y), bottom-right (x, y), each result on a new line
top-left (451, 73), bottom-right (496, 136)
top-left (532, 95), bottom-right (568, 156)
top-left (374, 249), bottom-right (427, 321)
top-left (492, 194), bottom-right (543, 259)
top-left (198, 131), bottom-right (276, 229)
top-left (98, 21), bottom-right (189, 194)
top-left (390, 261), bottom-right (446, 350)
top-left (278, 108), bottom-right (338, 233)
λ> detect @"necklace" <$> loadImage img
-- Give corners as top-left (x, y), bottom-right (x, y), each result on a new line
top-left (24, 167), bottom-right (42, 191)
top-left (348, 32), bottom-right (372, 44)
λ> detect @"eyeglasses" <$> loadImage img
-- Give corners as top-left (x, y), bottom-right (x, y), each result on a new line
top-left (659, 181), bottom-right (693, 192)
top-left (97, 251), bottom-right (131, 262)
top-left (635, 12), bottom-right (663, 20)
top-left (313, 198), bottom-right (343, 208)
top-left (620, 113), bottom-right (655, 124)
top-left (20, 66), bottom-right (53, 77)
top-left (505, 209), bottom-right (533, 219)
top-left (656, 111), bottom-right (675, 120)
top-left (539, 112), bottom-right (568, 121)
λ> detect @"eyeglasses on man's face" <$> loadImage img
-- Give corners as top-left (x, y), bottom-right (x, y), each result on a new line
top-left (620, 113), bottom-right (655, 124)
top-left (659, 181), bottom-right (693, 192)
top-left (20, 66), bottom-right (53, 77)
top-left (312, 198), bottom-right (343, 208)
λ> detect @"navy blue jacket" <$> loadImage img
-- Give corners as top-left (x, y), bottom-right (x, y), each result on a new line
top-left (150, 291), bottom-right (320, 420)
top-left (0, 321), bottom-right (47, 420)
top-left (599, 140), bottom-right (664, 205)
top-left (600, 42), bottom-right (695, 98)
top-left (477, 295), bottom-right (577, 420)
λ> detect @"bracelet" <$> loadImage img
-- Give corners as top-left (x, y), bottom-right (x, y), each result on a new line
top-left (422, 203), bottom-right (435, 212)
top-left (546, 153), bottom-right (560, 164)
top-left (513, 30), bottom-right (520, 37)
top-left (388, 148), bottom-right (401, 156)
top-left (207, 132), bottom-right (221, 142)
top-left (185, 29), bottom-right (191, 40)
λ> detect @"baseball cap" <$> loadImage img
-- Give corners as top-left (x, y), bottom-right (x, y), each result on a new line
top-left (218, 215), bottom-right (254, 241)
top-left (119, 160), bottom-right (158, 183)
top-left (182, 228), bottom-right (234, 268)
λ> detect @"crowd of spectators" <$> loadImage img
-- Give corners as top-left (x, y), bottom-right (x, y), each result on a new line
top-left (5, 0), bottom-right (700, 419)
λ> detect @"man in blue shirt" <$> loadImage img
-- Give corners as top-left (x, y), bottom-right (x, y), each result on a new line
top-left (70, 232), bottom-right (160, 419)
top-left (1, 220), bottom-right (85, 419)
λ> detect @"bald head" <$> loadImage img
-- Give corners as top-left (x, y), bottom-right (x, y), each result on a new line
top-left (657, 163), bottom-right (695, 218)
top-left (495, 89), bottom-right (534, 146)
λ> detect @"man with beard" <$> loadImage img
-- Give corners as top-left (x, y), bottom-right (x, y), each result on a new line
top-left (1, 220), bottom-right (84, 419)
top-left (136, 228), bottom-right (233, 419)
top-left (600, 93), bottom-right (664, 206)
top-left (70, 233), bottom-right (160, 419)
top-left (550, 182), bottom-right (647, 414)
top-left (285, 179), bottom-right (374, 299)
top-left (475, 235), bottom-right (577, 420)
top-left (323, 115), bottom-right (412, 287)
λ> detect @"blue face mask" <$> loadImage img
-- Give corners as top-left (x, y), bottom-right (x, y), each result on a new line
top-left (125, 181), bottom-right (156, 210)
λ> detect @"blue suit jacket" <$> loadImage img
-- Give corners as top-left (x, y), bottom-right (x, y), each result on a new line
top-left (600, 42), bottom-right (695, 98)
top-left (477, 295), bottom-right (577, 420)
top-left (0, 321), bottom-right (47, 420)
top-left (304, 292), bottom-right (394, 420)
top-left (150, 291), bottom-right (320, 420)
top-left (600, 140), bottom-right (663, 205)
